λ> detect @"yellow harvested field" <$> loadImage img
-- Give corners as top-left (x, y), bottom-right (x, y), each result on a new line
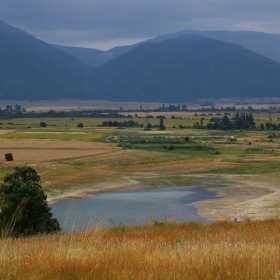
top-left (0, 140), bottom-right (120, 164)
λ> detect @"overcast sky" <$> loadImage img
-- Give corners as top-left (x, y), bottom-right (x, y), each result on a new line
top-left (0, 0), bottom-right (280, 50)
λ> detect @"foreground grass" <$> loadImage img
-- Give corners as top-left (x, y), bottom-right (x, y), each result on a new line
top-left (1, 220), bottom-right (280, 279)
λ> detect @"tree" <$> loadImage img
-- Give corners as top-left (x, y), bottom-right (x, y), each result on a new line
top-left (40, 122), bottom-right (47, 127)
top-left (265, 122), bottom-right (272, 130)
top-left (220, 116), bottom-right (232, 130)
top-left (77, 123), bottom-right (84, 128)
top-left (5, 105), bottom-right (12, 112)
top-left (0, 167), bottom-right (61, 236)
top-left (5, 153), bottom-right (13, 161)
top-left (15, 104), bottom-right (21, 112)
top-left (4, 166), bottom-right (40, 185)
top-left (159, 117), bottom-right (165, 130)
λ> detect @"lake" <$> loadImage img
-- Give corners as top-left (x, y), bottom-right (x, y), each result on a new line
top-left (50, 186), bottom-right (220, 232)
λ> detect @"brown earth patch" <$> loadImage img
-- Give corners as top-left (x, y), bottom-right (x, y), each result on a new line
top-left (0, 140), bottom-right (120, 164)
top-left (192, 176), bottom-right (280, 221)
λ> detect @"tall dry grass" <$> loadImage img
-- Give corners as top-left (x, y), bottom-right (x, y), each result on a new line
top-left (1, 220), bottom-right (280, 279)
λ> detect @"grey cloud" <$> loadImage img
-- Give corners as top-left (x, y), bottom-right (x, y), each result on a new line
top-left (0, 0), bottom-right (280, 48)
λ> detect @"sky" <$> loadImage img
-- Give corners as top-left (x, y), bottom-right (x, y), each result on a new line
top-left (0, 0), bottom-right (280, 50)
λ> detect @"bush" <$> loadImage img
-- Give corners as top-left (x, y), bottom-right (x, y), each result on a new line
top-left (5, 153), bottom-right (13, 161)
top-left (40, 122), bottom-right (46, 127)
top-left (77, 123), bottom-right (84, 128)
top-left (215, 150), bottom-right (220, 155)
top-left (184, 136), bottom-right (190, 142)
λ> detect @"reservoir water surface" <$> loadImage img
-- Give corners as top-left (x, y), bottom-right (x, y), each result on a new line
top-left (51, 186), bottom-right (220, 232)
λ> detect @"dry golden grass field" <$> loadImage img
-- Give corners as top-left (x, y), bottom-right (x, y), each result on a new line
top-left (1, 220), bottom-right (280, 279)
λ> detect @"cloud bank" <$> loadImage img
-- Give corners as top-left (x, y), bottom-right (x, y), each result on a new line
top-left (0, 0), bottom-right (279, 50)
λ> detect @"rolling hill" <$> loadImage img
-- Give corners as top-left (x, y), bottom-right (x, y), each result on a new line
top-left (90, 35), bottom-right (280, 102)
top-left (0, 20), bottom-right (96, 100)
top-left (0, 41), bottom-right (95, 100)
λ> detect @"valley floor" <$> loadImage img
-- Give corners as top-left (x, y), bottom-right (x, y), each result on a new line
top-left (1, 116), bottom-right (280, 222)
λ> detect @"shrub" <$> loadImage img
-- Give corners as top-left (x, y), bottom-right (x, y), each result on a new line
top-left (5, 153), bottom-right (13, 161)
top-left (40, 122), bottom-right (47, 127)
top-left (77, 123), bottom-right (84, 128)
top-left (184, 136), bottom-right (190, 142)
top-left (215, 150), bottom-right (220, 155)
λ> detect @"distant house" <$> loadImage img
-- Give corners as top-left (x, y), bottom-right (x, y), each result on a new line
top-left (226, 136), bottom-right (237, 142)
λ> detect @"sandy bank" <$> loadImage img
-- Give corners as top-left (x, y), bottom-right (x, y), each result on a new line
top-left (192, 180), bottom-right (279, 221)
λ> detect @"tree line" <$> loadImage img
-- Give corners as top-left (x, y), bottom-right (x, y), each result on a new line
top-left (0, 109), bottom-right (129, 119)
top-left (102, 120), bottom-right (142, 127)
top-left (205, 113), bottom-right (255, 130)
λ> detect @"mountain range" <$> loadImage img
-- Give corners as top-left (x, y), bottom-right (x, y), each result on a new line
top-left (54, 30), bottom-right (280, 68)
top-left (90, 35), bottom-right (280, 102)
top-left (1, 19), bottom-right (280, 102)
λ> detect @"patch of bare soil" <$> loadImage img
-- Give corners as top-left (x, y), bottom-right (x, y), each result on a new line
top-left (0, 140), bottom-right (120, 164)
top-left (192, 175), bottom-right (280, 221)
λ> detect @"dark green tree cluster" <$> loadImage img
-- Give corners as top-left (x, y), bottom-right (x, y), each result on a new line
top-left (206, 113), bottom-right (255, 130)
top-left (156, 104), bottom-right (182, 112)
top-left (102, 120), bottom-right (142, 127)
top-left (263, 122), bottom-right (280, 130)
top-left (5, 153), bottom-right (13, 161)
top-left (234, 113), bottom-right (255, 129)
top-left (40, 121), bottom-right (47, 127)
top-left (0, 167), bottom-right (61, 237)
